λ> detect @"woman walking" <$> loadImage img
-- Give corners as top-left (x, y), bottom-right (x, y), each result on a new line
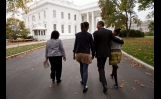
top-left (73, 21), bottom-right (95, 93)
top-left (109, 28), bottom-right (124, 89)
top-left (45, 30), bottom-right (66, 83)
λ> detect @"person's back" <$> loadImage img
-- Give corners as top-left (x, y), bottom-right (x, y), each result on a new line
top-left (93, 21), bottom-right (124, 93)
top-left (93, 28), bottom-right (113, 58)
top-left (74, 32), bottom-right (94, 54)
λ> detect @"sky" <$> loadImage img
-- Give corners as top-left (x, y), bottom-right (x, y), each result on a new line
top-left (7, 0), bottom-right (153, 21)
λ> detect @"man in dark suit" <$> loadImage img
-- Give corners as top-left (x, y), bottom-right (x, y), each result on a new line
top-left (93, 21), bottom-right (124, 92)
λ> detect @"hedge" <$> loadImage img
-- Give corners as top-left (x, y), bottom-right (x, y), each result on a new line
top-left (119, 29), bottom-right (144, 37)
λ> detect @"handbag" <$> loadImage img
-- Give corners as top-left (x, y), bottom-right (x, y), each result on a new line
top-left (43, 59), bottom-right (50, 69)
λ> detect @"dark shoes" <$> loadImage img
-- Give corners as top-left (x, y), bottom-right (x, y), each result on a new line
top-left (83, 86), bottom-right (88, 93)
top-left (103, 85), bottom-right (108, 92)
top-left (57, 79), bottom-right (62, 83)
top-left (80, 80), bottom-right (84, 85)
top-left (52, 79), bottom-right (55, 83)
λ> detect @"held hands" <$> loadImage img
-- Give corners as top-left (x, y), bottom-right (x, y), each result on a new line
top-left (73, 53), bottom-right (76, 60)
top-left (63, 57), bottom-right (66, 61)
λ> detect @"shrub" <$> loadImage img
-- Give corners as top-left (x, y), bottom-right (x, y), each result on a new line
top-left (119, 29), bottom-right (144, 37)
top-left (144, 32), bottom-right (154, 36)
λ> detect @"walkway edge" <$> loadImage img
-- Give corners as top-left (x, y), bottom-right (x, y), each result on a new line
top-left (121, 50), bottom-right (154, 72)
top-left (6, 46), bottom-right (45, 59)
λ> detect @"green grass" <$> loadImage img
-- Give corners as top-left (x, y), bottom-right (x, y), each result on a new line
top-left (6, 43), bottom-right (46, 57)
top-left (121, 37), bottom-right (154, 67)
top-left (144, 36), bottom-right (154, 39)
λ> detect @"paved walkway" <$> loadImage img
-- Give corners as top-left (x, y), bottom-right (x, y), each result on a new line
top-left (6, 39), bottom-right (154, 99)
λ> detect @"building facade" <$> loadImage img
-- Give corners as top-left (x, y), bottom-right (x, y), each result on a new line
top-left (22, 0), bottom-right (102, 40)
top-left (130, 21), bottom-right (150, 33)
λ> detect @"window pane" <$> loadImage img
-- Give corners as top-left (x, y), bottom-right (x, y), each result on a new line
top-left (53, 10), bottom-right (56, 18)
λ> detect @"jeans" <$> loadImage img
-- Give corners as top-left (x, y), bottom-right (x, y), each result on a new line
top-left (80, 62), bottom-right (89, 89)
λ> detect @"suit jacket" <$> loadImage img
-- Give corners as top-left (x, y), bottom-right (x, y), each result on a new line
top-left (93, 28), bottom-right (124, 58)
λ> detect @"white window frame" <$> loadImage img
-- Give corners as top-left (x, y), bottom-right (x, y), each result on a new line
top-left (53, 10), bottom-right (56, 18)
top-left (44, 11), bottom-right (46, 18)
top-left (74, 14), bottom-right (76, 20)
top-left (53, 24), bottom-right (56, 30)
top-left (68, 25), bottom-right (71, 33)
top-left (68, 13), bottom-right (70, 20)
top-left (61, 12), bottom-right (64, 19)
top-left (61, 25), bottom-right (64, 33)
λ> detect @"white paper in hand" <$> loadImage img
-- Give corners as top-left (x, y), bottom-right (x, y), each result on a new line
top-left (44, 60), bottom-right (50, 69)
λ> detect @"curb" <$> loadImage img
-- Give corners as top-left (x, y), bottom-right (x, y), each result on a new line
top-left (122, 51), bottom-right (154, 72)
top-left (6, 46), bottom-right (45, 59)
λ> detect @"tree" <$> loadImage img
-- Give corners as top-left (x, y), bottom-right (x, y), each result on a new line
top-left (6, 17), bottom-right (30, 40)
top-left (137, 0), bottom-right (154, 19)
top-left (133, 18), bottom-right (142, 29)
top-left (98, 0), bottom-right (139, 37)
top-left (6, 0), bottom-right (35, 15)
top-left (148, 20), bottom-right (154, 33)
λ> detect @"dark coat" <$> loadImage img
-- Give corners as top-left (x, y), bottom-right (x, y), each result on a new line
top-left (93, 28), bottom-right (124, 58)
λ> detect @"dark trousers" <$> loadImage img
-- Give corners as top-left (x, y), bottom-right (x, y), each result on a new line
top-left (97, 57), bottom-right (107, 86)
top-left (49, 56), bottom-right (62, 81)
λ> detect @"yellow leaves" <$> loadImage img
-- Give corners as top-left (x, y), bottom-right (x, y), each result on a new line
top-left (75, 93), bottom-right (77, 95)
top-left (132, 87), bottom-right (136, 90)
top-left (150, 80), bottom-right (154, 83)
top-left (145, 72), bottom-right (152, 76)
top-left (31, 68), bottom-right (33, 70)
top-left (49, 85), bottom-right (52, 88)
top-left (133, 80), bottom-right (145, 87)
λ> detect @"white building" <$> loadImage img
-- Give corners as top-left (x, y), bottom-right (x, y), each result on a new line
top-left (130, 21), bottom-right (150, 32)
top-left (22, 0), bottom-right (102, 41)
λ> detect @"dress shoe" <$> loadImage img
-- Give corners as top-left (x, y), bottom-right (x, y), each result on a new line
top-left (103, 85), bottom-right (108, 92)
top-left (83, 86), bottom-right (88, 93)
top-left (57, 79), bottom-right (62, 83)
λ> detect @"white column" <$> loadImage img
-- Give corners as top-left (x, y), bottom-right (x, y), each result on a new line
top-left (91, 11), bottom-right (94, 33)
top-left (87, 12), bottom-right (89, 22)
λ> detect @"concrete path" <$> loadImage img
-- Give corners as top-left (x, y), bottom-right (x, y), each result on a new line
top-left (6, 39), bottom-right (154, 99)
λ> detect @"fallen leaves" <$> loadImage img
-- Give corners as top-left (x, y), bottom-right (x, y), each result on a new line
top-left (31, 68), bottom-right (33, 70)
top-left (75, 93), bottom-right (77, 95)
top-left (132, 87), bottom-right (136, 90)
top-left (133, 80), bottom-right (145, 87)
top-left (145, 72), bottom-right (152, 76)
top-left (49, 85), bottom-right (52, 88)
top-left (150, 80), bottom-right (154, 83)
top-left (76, 76), bottom-right (78, 78)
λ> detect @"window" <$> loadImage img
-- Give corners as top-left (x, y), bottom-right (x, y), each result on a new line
top-left (44, 24), bottom-right (46, 28)
top-left (44, 30), bottom-right (45, 35)
top-left (75, 26), bottom-right (77, 33)
top-left (74, 14), bottom-right (76, 20)
top-left (41, 31), bottom-right (43, 35)
top-left (68, 13), bottom-right (70, 20)
top-left (82, 16), bottom-right (84, 21)
top-left (53, 24), bottom-right (56, 30)
top-left (68, 25), bottom-right (71, 33)
top-left (44, 11), bottom-right (46, 18)
top-left (53, 10), bottom-right (56, 18)
top-left (61, 25), bottom-right (64, 33)
top-left (38, 13), bottom-right (40, 19)
top-left (28, 17), bottom-right (29, 22)
top-left (32, 15), bottom-right (36, 22)
top-left (61, 12), bottom-right (64, 19)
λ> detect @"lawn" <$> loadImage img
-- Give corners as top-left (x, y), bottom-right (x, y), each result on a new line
top-left (6, 42), bottom-right (46, 57)
top-left (144, 36), bottom-right (154, 39)
top-left (121, 37), bottom-right (154, 67)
